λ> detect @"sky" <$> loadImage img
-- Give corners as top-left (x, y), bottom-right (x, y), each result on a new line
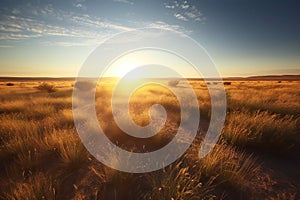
top-left (0, 0), bottom-right (299, 77)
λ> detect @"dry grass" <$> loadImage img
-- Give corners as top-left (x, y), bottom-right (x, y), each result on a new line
top-left (45, 129), bottom-right (89, 172)
top-left (198, 143), bottom-right (261, 194)
top-left (143, 161), bottom-right (216, 200)
top-left (0, 118), bottom-right (45, 170)
top-left (37, 82), bottom-right (57, 93)
top-left (227, 81), bottom-right (300, 115)
top-left (222, 110), bottom-right (300, 154)
top-left (2, 173), bottom-right (57, 200)
top-left (0, 79), bottom-right (299, 199)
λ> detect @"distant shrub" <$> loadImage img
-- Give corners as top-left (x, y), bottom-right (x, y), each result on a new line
top-left (224, 82), bottom-right (231, 85)
top-left (168, 79), bottom-right (180, 87)
top-left (6, 83), bottom-right (14, 86)
top-left (37, 82), bottom-right (56, 93)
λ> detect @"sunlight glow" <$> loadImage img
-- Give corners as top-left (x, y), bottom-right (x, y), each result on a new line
top-left (103, 49), bottom-right (198, 78)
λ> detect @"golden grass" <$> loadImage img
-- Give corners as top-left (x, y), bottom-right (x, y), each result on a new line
top-left (3, 173), bottom-right (56, 200)
top-left (0, 79), bottom-right (298, 199)
top-left (198, 143), bottom-right (261, 193)
top-left (222, 110), bottom-right (300, 154)
top-left (36, 82), bottom-right (57, 93)
top-left (45, 129), bottom-right (89, 172)
top-left (227, 81), bottom-right (300, 115)
top-left (143, 161), bottom-right (216, 200)
top-left (0, 118), bottom-right (44, 170)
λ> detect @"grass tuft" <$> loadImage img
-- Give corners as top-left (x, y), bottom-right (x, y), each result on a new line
top-left (3, 173), bottom-right (57, 200)
top-left (37, 83), bottom-right (57, 93)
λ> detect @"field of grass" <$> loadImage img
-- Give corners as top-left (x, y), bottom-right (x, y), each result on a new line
top-left (0, 78), bottom-right (299, 199)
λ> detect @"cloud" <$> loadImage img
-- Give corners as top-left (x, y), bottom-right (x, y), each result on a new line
top-left (0, 45), bottom-right (14, 48)
top-left (73, 0), bottom-right (87, 10)
top-left (164, 0), bottom-right (205, 22)
top-left (0, 2), bottom-right (193, 47)
top-left (40, 40), bottom-right (101, 47)
top-left (184, 5), bottom-right (204, 21)
top-left (174, 13), bottom-right (188, 21)
top-left (0, 24), bottom-right (21, 32)
top-left (181, 4), bottom-right (189, 10)
top-left (126, 19), bottom-right (192, 35)
top-left (0, 33), bottom-right (42, 40)
top-left (165, 5), bottom-right (175, 9)
top-left (113, 0), bottom-right (134, 5)
top-left (70, 15), bottom-right (133, 32)
top-left (147, 21), bottom-right (193, 37)
top-left (0, 4), bottom-right (135, 46)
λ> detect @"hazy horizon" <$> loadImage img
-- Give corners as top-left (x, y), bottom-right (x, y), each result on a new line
top-left (1, 73), bottom-right (300, 79)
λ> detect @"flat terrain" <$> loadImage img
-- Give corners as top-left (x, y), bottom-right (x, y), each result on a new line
top-left (0, 78), bottom-right (299, 199)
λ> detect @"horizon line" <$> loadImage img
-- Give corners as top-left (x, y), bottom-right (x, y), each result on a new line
top-left (0, 74), bottom-right (300, 80)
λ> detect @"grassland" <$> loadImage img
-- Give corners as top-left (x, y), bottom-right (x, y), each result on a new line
top-left (0, 78), bottom-right (299, 199)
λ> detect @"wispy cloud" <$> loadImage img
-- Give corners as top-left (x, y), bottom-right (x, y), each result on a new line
top-left (0, 45), bottom-right (14, 48)
top-left (0, 24), bottom-right (21, 32)
top-left (174, 13), bottom-right (188, 21)
top-left (165, 5), bottom-right (175, 9)
top-left (148, 21), bottom-right (190, 33)
top-left (184, 5), bottom-right (204, 21)
top-left (113, 0), bottom-right (134, 5)
top-left (164, 0), bottom-right (205, 22)
top-left (0, 4), bottom-right (136, 46)
top-left (70, 15), bottom-right (133, 32)
top-left (0, 2), bottom-right (194, 47)
top-left (72, 0), bottom-right (87, 10)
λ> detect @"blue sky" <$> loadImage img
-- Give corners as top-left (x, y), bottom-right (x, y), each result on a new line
top-left (0, 0), bottom-right (299, 77)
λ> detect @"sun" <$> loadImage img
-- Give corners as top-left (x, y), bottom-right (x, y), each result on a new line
top-left (104, 54), bottom-right (143, 79)
top-left (117, 62), bottom-right (143, 80)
